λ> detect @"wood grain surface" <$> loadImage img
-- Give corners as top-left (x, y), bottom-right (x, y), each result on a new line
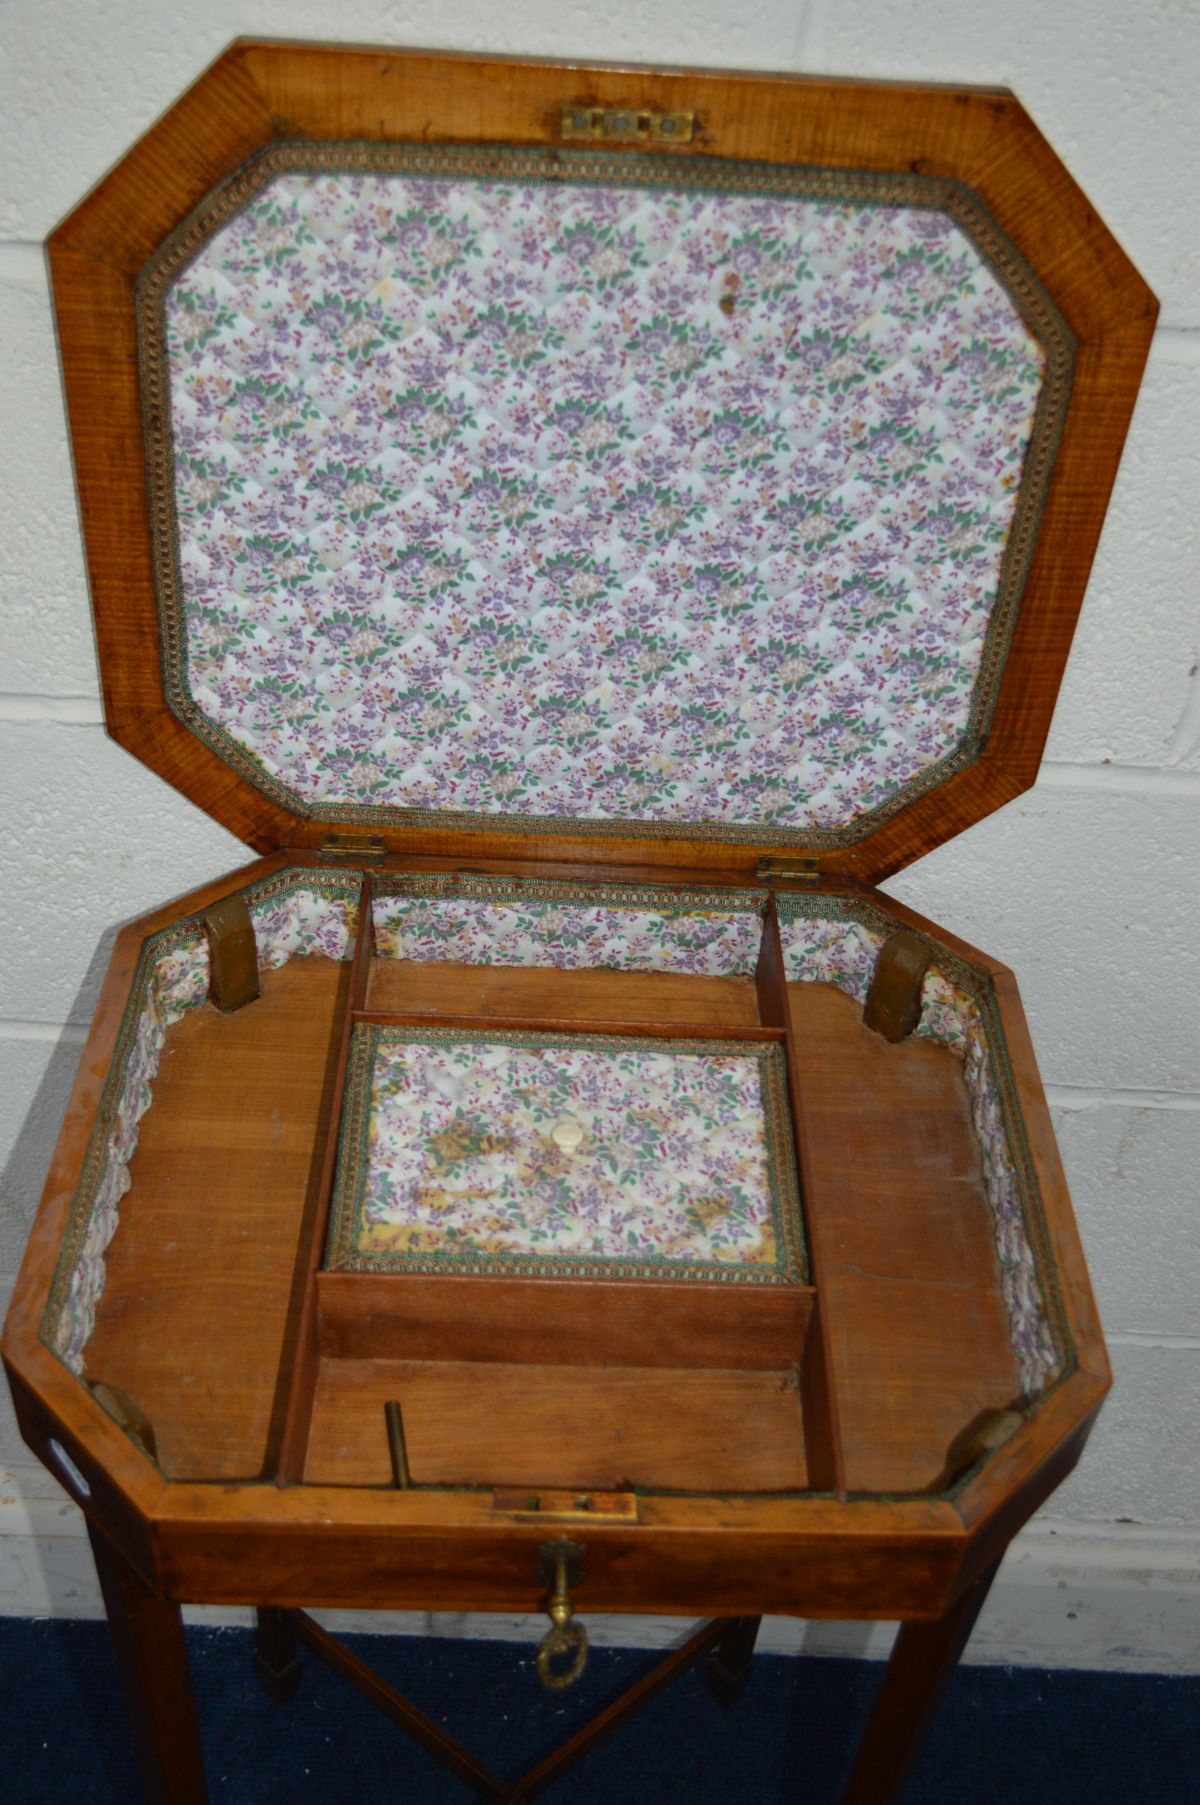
top-left (316, 1270), bottom-right (813, 1370)
top-left (304, 1357), bottom-right (809, 1493)
top-left (787, 982), bottom-right (1022, 1494)
top-left (367, 960), bottom-right (762, 1028)
top-left (82, 957), bottom-right (348, 1481)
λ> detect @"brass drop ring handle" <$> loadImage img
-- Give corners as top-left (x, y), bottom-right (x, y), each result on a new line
top-left (536, 1615), bottom-right (589, 1691)
top-left (536, 1540), bottom-right (589, 1692)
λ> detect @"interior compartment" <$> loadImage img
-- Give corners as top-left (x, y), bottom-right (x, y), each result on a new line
top-left (80, 957), bottom-right (347, 1482)
top-left (367, 961), bottom-right (761, 1029)
top-left (325, 1026), bottom-right (805, 1280)
top-left (48, 865), bottom-right (1065, 1500)
top-left (304, 1359), bottom-right (810, 1493)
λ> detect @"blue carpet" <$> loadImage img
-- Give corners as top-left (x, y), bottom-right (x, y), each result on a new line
top-left (0, 1618), bottom-right (1195, 1802)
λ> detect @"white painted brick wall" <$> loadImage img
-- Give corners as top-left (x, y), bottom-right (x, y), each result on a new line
top-left (2, 1), bottom-right (1197, 1668)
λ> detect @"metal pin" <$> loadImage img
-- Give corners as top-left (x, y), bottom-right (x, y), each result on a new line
top-left (385, 1400), bottom-right (412, 1489)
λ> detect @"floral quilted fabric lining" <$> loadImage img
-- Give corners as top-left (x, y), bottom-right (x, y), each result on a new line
top-left (326, 1028), bottom-right (803, 1283)
top-left (155, 151), bottom-right (1057, 839)
top-left (372, 877), bottom-right (764, 974)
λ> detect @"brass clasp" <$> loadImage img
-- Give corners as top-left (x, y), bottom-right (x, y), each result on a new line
top-left (535, 1540), bottom-right (588, 1691)
top-left (318, 833), bottom-right (387, 861)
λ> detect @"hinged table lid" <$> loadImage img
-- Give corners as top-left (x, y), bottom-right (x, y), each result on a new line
top-left (50, 41), bottom-right (1156, 882)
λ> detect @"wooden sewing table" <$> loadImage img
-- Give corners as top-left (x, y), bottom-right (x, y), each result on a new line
top-left (2, 39), bottom-right (1154, 1803)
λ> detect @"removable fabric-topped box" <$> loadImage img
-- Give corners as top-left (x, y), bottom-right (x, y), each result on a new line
top-left (4, 43), bottom-right (1155, 1612)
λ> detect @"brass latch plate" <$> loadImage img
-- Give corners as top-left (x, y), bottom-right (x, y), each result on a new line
top-left (560, 106), bottom-right (695, 144)
top-left (318, 833), bottom-right (387, 862)
top-left (756, 856), bottom-right (821, 886)
top-left (492, 1487), bottom-right (638, 1522)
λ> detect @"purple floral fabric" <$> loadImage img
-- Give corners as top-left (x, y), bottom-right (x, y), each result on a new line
top-left (163, 167), bottom-right (1046, 834)
top-left (372, 879), bottom-right (765, 974)
top-left (916, 967), bottom-right (1059, 1396)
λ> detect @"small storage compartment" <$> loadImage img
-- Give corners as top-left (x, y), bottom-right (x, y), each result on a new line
top-left (49, 866), bottom-right (1060, 1499)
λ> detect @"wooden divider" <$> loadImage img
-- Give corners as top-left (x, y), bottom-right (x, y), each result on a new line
top-left (287, 887), bottom-right (829, 1489)
top-left (755, 897), bottom-right (848, 1499)
top-left (317, 1269), bottom-right (813, 1369)
top-left (275, 877), bottom-right (375, 1482)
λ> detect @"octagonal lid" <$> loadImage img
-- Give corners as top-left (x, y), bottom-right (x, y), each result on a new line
top-left (50, 42), bottom-right (1156, 879)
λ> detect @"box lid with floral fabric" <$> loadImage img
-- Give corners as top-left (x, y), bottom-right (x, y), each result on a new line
top-left (52, 44), bottom-right (1155, 883)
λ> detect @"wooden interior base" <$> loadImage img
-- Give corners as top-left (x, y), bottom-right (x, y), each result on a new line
top-left (367, 959), bottom-right (762, 1027)
top-left (788, 983), bottom-right (1022, 1493)
top-left (304, 1357), bottom-right (809, 1492)
top-left (84, 957), bottom-right (348, 1480)
top-left (79, 944), bottom-right (1020, 1497)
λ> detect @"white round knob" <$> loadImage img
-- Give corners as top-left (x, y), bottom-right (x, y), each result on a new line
top-left (550, 1118), bottom-right (584, 1154)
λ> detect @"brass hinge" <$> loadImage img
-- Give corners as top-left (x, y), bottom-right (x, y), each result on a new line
top-left (318, 833), bottom-right (387, 862)
top-left (756, 856), bottom-right (821, 886)
top-left (560, 105), bottom-right (695, 145)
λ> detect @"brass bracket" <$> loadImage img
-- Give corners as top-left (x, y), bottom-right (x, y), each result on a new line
top-left (756, 856), bottom-right (821, 886)
top-left (560, 105), bottom-right (695, 144)
top-left (318, 833), bottom-right (387, 862)
top-left (863, 928), bottom-right (935, 1043)
top-left (87, 1380), bottom-right (159, 1465)
top-left (201, 893), bottom-right (260, 1012)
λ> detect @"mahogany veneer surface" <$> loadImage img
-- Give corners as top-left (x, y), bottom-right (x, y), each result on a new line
top-left (316, 1269), bottom-right (813, 1370)
top-left (366, 960), bottom-right (761, 1028)
top-left (84, 958), bottom-right (348, 1481)
top-left (304, 1358), bottom-right (809, 1493)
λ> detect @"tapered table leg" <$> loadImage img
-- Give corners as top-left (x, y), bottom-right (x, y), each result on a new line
top-left (707, 1614), bottom-right (762, 1706)
top-left (88, 1521), bottom-right (208, 1805)
top-left (255, 1606), bottom-right (303, 1703)
top-left (839, 1558), bottom-right (1001, 1805)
